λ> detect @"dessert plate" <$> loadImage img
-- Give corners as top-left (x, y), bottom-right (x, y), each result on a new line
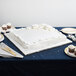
top-left (61, 28), bottom-right (76, 34)
top-left (0, 26), bottom-right (15, 33)
top-left (0, 34), bottom-right (4, 42)
top-left (64, 46), bottom-right (76, 58)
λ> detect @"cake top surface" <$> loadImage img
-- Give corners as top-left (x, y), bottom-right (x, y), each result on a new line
top-left (11, 24), bottom-right (66, 45)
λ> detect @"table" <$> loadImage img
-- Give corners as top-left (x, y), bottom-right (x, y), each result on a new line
top-left (0, 27), bottom-right (76, 76)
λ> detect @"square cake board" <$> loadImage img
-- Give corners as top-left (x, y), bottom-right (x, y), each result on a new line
top-left (5, 33), bottom-right (72, 55)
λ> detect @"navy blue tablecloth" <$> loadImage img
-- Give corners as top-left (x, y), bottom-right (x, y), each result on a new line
top-left (0, 27), bottom-right (76, 61)
top-left (0, 27), bottom-right (76, 76)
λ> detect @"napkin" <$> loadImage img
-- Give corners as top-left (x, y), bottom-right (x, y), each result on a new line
top-left (0, 43), bottom-right (23, 58)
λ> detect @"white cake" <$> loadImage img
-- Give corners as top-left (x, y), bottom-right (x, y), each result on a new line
top-left (5, 24), bottom-right (72, 55)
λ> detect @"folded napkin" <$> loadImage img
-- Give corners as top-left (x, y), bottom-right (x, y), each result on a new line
top-left (0, 43), bottom-right (23, 58)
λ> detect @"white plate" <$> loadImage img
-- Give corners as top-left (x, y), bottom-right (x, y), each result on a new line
top-left (0, 34), bottom-right (4, 42)
top-left (64, 47), bottom-right (76, 58)
top-left (61, 28), bottom-right (76, 34)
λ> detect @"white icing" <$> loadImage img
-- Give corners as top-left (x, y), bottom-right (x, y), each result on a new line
top-left (26, 27), bottom-right (31, 30)
top-left (11, 24), bottom-right (67, 48)
top-left (32, 24), bottom-right (39, 29)
top-left (68, 45), bottom-right (75, 49)
top-left (2, 24), bottom-right (7, 27)
top-left (7, 23), bottom-right (11, 26)
top-left (26, 24), bottom-right (56, 32)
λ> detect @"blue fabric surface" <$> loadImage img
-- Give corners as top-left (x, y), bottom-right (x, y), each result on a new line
top-left (0, 27), bottom-right (76, 61)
